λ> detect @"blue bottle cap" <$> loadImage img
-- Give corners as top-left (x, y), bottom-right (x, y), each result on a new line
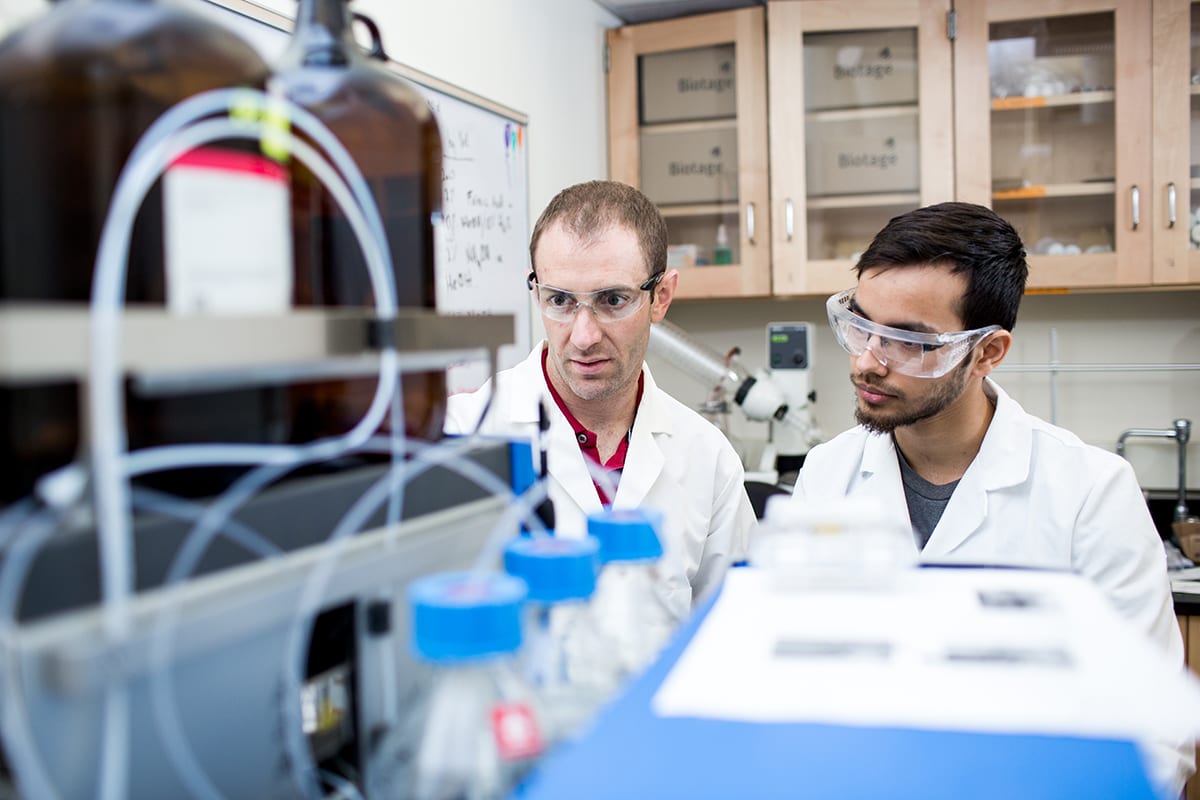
top-left (503, 535), bottom-right (600, 603)
top-left (409, 571), bottom-right (527, 663)
top-left (586, 508), bottom-right (664, 563)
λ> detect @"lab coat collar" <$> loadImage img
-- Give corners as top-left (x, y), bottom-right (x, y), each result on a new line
top-left (856, 378), bottom-right (1032, 556)
top-left (613, 366), bottom-right (672, 509)
top-left (515, 343), bottom-right (672, 515)
top-left (924, 377), bottom-right (1032, 557)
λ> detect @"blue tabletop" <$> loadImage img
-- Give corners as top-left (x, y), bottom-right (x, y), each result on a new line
top-left (514, 585), bottom-right (1157, 800)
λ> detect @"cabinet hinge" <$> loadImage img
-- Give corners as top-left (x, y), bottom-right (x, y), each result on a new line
top-left (946, 10), bottom-right (957, 41)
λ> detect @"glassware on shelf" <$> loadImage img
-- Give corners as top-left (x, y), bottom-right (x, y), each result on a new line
top-left (0, 0), bottom-right (273, 505)
top-left (986, 12), bottom-right (1117, 257)
top-left (271, 0), bottom-right (447, 444)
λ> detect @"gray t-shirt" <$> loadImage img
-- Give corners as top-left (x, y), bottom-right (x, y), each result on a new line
top-left (897, 445), bottom-right (959, 550)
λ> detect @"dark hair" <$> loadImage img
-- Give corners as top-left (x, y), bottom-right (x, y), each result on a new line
top-left (855, 202), bottom-right (1029, 331)
top-left (529, 180), bottom-right (668, 285)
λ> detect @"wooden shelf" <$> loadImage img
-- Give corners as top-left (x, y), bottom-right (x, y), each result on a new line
top-left (805, 192), bottom-right (920, 210)
top-left (638, 118), bottom-right (737, 135)
top-left (658, 203), bottom-right (738, 218)
top-left (991, 89), bottom-right (1115, 111)
top-left (805, 104), bottom-right (918, 123)
top-left (992, 181), bottom-right (1115, 200)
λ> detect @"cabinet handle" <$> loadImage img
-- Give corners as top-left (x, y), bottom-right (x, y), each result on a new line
top-left (1130, 185), bottom-right (1140, 231)
top-left (784, 199), bottom-right (794, 242)
top-left (746, 202), bottom-right (756, 246)
top-left (1168, 182), bottom-right (1177, 229)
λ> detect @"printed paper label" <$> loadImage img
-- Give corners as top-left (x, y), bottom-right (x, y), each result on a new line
top-left (164, 147), bottom-right (291, 314)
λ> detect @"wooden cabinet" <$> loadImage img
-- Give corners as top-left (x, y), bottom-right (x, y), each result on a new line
top-left (606, 0), bottom-right (1199, 298)
top-left (954, 0), bottom-right (1153, 289)
top-left (767, 0), bottom-right (955, 297)
top-left (606, 7), bottom-right (772, 299)
top-left (1152, 0), bottom-right (1200, 285)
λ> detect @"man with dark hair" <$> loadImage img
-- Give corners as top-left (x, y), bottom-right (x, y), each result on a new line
top-left (446, 180), bottom-right (756, 618)
top-left (793, 202), bottom-right (1189, 793)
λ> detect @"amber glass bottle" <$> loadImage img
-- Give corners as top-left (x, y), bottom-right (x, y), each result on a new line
top-left (271, 0), bottom-right (446, 445)
top-left (0, 0), bottom-right (274, 506)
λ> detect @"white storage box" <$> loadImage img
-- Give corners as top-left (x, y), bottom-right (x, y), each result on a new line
top-left (640, 44), bottom-right (737, 124)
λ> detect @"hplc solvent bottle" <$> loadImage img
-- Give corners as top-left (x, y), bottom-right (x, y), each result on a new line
top-left (502, 535), bottom-right (618, 746)
top-left (587, 508), bottom-right (677, 679)
top-left (271, 0), bottom-right (447, 444)
top-left (0, 0), bottom-right (277, 505)
top-left (409, 571), bottom-right (545, 800)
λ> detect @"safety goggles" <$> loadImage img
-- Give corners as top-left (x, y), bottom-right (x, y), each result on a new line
top-left (527, 271), bottom-right (663, 324)
top-left (825, 288), bottom-right (1000, 378)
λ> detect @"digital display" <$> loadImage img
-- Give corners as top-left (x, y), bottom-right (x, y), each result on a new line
top-left (770, 333), bottom-right (789, 343)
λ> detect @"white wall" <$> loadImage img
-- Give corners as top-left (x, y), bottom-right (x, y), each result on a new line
top-left (3, 0), bottom-right (1197, 494)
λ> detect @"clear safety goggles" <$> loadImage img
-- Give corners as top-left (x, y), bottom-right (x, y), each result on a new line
top-left (527, 271), bottom-right (663, 324)
top-left (825, 288), bottom-right (1000, 379)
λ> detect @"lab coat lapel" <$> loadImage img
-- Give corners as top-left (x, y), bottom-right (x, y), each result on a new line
top-left (613, 366), bottom-right (669, 510)
top-left (924, 379), bottom-right (1031, 557)
top-left (858, 433), bottom-right (913, 536)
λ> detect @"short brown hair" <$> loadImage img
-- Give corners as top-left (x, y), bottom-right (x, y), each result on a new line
top-left (529, 180), bottom-right (667, 282)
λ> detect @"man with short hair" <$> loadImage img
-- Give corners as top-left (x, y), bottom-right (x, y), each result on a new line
top-left (794, 201), bottom-right (1189, 794)
top-left (445, 180), bottom-right (756, 619)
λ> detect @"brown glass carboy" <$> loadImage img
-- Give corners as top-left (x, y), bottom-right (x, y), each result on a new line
top-left (271, 0), bottom-right (447, 444)
top-left (0, 0), bottom-right (273, 505)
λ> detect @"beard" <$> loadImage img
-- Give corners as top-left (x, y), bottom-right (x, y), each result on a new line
top-left (853, 358), bottom-right (973, 434)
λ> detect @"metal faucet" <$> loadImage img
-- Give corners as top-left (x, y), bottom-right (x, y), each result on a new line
top-left (1116, 419), bottom-right (1192, 522)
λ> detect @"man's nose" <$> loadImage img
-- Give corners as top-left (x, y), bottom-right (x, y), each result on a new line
top-left (568, 302), bottom-right (603, 348)
top-left (854, 341), bottom-right (887, 373)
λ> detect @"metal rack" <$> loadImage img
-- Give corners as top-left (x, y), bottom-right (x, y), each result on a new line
top-left (994, 328), bottom-right (1200, 424)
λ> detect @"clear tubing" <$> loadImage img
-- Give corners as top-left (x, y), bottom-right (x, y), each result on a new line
top-left (274, 436), bottom-right (541, 797)
top-left (126, 88), bottom-right (397, 312)
top-left (130, 487), bottom-right (282, 561)
top-left (144, 434), bottom-right (537, 799)
top-left (317, 768), bottom-right (366, 800)
top-left (0, 433), bottom-right (539, 799)
top-left (0, 510), bottom-right (62, 800)
top-left (0, 498), bottom-right (37, 554)
top-left (649, 320), bottom-right (746, 392)
top-left (131, 92), bottom-right (411, 500)
top-left (90, 102), bottom-right (399, 799)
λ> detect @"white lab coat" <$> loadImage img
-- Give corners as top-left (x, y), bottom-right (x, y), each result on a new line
top-left (793, 377), bottom-right (1191, 794)
top-left (445, 344), bottom-right (757, 622)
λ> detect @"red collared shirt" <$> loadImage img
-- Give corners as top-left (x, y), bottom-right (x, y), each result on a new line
top-left (541, 348), bottom-right (643, 505)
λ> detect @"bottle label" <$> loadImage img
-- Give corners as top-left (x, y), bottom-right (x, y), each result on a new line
top-left (163, 148), bottom-right (292, 314)
top-left (490, 702), bottom-right (543, 761)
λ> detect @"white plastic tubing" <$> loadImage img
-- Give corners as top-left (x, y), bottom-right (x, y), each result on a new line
top-left (0, 87), bottom-right (549, 800)
top-left (87, 90), bottom-right (400, 800)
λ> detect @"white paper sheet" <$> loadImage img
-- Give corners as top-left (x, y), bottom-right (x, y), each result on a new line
top-left (654, 568), bottom-right (1200, 751)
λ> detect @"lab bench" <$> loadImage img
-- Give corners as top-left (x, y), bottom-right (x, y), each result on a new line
top-left (515, 570), bottom-right (1166, 800)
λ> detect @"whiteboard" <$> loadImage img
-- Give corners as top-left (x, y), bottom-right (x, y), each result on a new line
top-left (198, 0), bottom-right (531, 392)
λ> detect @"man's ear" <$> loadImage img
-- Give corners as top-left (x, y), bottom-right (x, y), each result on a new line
top-left (973, 329), bottom-right (1012, 378)
top-left (649, 269), bottom-right (679, 324)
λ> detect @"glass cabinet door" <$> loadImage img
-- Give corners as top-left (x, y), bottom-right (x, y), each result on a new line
top-left (954, 0), bottom-right (1152, 288)
top-left (1152, 0), bottom-right (1200, 284)
top-left (607, 7), bottom-right (771, 299)
top-left (769, 0), bottom-right (954, 297)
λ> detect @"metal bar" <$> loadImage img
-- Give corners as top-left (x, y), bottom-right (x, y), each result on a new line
top-left (995, 364), bottom-right (1200, 373)
top-left (0, 304), bottom-right (513, 383)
